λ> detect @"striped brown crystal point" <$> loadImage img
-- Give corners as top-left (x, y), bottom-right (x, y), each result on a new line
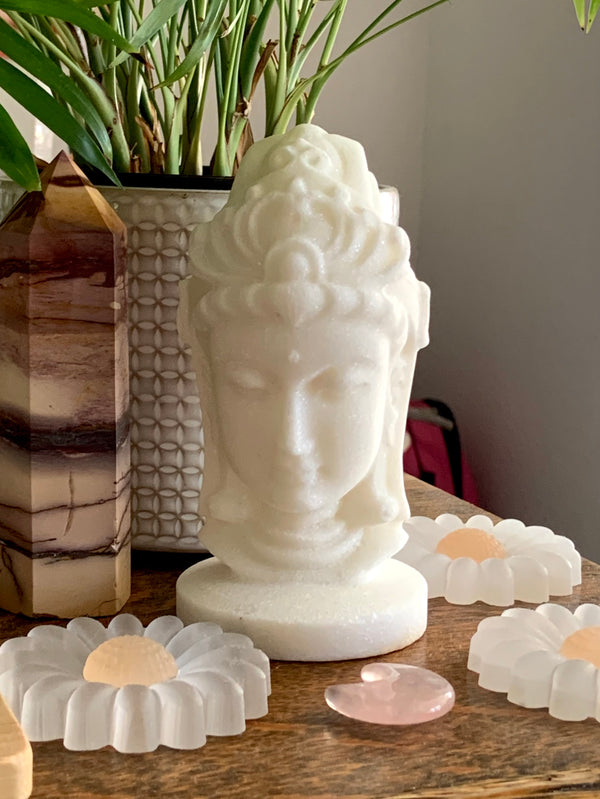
top-left (0, 151), bottom-right (131, 617)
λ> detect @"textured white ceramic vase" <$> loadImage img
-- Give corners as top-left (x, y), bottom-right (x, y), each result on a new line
top-left (176, 125), bottom-right (430, 660)
top-left (99, 185), bottom-right (229, 552)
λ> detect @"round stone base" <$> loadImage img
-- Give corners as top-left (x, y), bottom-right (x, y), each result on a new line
top-left (176, 558), bottom-right (427, 661)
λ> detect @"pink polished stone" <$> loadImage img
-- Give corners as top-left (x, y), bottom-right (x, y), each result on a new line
top-left (325, 662), bottom-right (455, 725)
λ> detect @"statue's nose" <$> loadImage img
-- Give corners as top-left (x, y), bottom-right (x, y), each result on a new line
top-left (278, 389), bottom-right (313, 457)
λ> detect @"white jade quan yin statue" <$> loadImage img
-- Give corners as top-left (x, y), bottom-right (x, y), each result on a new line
top-left (177, 125), bottom-right (431, 661)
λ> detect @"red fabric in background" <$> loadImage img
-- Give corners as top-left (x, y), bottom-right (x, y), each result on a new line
top-left (404, 400), bottom-right (478, 504)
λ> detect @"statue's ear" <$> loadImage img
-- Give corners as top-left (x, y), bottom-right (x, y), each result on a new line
top-left (415, 280), bottom-right (431, 351)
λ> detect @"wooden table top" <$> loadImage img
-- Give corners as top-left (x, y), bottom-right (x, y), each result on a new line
top-left (1, 475), bottom-right (599, 799)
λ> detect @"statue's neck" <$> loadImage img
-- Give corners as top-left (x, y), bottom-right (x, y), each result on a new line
top-left (261, 502), bottom-right (339, 534)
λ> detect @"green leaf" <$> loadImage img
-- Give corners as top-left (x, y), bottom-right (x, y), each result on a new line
top-left (239, 0), bottom-right (277, 99)
top-left (74, 0), bottom-right (119, 6)
top-left (586, 0), bottom-right (600, 31)
top-left (0, 17), bottom-right (111, 158)
top-left (0, 58), bottom-right (118, 185)
top-left (0, 104), bottom-right (40, 190)
top-left (572, 0), bottom-right (586, 29)
top-left (131, 0), bottom-right (186, 47)
top-left (159, 0), bottom-right (228, 86)
top-left (0, 0), bottom-right (136, 52)
top-left (110, 0), bottom-right (187, 68)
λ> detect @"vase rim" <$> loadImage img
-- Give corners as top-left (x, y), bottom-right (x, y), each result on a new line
top-left (91, 172), bottom-right (234, 191)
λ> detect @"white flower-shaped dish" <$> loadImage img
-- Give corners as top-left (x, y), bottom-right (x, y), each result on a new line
top-left (0, 614), bottom-right (270, 753)
top-left (468, 603), bottom-right (600, 721)
top-left (396, 514), bottom-right (581, 605)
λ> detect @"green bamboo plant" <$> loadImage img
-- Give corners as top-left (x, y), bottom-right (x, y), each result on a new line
top-left (0, 0), bottom-right (452, 191)
top-left (1, 0), bottom-right (596, 192)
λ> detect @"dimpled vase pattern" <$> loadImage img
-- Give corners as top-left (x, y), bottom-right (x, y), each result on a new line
top-left (99, 186), bottom-right (229, 552)
top-left (177, 125), bottom-right (431, 660)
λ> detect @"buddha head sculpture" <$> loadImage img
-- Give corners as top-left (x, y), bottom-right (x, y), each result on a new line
top-left (179, 125), bottom-right (430, 583)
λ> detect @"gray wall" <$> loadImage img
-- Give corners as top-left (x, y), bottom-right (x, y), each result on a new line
top-left (413, 0), bottom-right (600, 558)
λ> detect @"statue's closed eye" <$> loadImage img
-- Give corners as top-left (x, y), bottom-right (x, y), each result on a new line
top-left (224, 366), bottom-right (269, 393)
top-left (222, 363), bottom-right (378, 397)
top-left (309, 366), bottom-right (373, 398)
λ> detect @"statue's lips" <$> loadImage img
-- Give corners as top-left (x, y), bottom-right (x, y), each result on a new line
top-left (272, 461), bottom-right (319, 490)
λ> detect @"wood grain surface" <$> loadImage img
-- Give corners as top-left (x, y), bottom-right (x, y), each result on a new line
top-left (1, 475), bottom-right (599, 799)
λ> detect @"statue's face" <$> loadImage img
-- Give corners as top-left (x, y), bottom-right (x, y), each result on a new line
top-left (210, 317), bottom-right (390, 514)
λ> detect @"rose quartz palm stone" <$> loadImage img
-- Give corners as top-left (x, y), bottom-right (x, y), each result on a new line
top-left (325, 662), bottom-right (455, 725)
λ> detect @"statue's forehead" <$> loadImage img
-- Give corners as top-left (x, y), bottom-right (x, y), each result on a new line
top-left (213, 317), bottom-right (385, 356)
top-left (212, 325), bottom-right (389, 385)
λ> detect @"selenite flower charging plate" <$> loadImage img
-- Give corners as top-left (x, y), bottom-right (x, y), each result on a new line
top-left (469, 603), bottom-right (600, 722)
top-left (0, 614), bottom-right (270, 752)
top-left (396, 514), bottom-right (581, 605)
